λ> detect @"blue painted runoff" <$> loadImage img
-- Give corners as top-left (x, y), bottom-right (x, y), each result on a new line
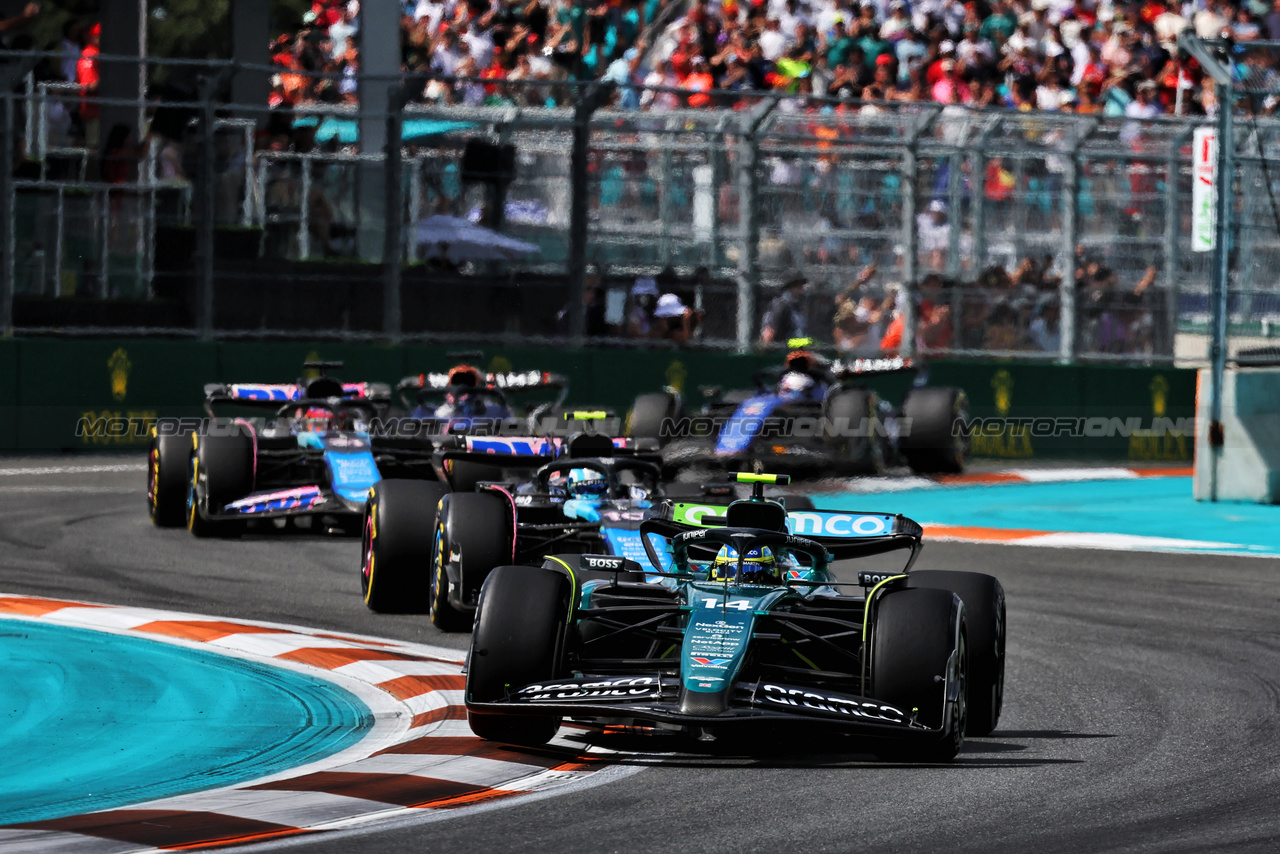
top-left (0, 619), bottom-right (372, 826)
top-left (816, 477), bottom-right (1280, 556)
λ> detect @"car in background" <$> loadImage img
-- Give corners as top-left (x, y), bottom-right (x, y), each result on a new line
top-left (398, 360), bottom-right (621, 437)
top-left (463, 472), bottom-right (1005, 760)
top-left (361, 431), bottom-right (689, 630)
top-left (147, 362), bottom-right (553, 538)
top-left (629, 348), bottom-right (970, 477)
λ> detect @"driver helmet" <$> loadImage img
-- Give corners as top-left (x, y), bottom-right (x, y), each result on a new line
top-left (779, 371), bottom-right (815, 398)
top-left (786, 349), bottom-right (815, 373)
top-left (447, 364), bottom-right (483, 388)
top-left (567, 467), bottom-right (608, 498)
top-left (299, 406), bottom-right (336, 432)
top-left (710, 545), bottom-right (777, 585)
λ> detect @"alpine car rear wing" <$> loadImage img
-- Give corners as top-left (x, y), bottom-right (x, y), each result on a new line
top-left (202, 382), bottom-right (391, 415)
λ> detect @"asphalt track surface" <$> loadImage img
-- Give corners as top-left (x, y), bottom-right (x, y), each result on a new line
top-left (2, 457), bottom-right (1279, 853)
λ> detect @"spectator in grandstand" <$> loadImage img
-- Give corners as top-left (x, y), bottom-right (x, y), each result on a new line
top-left (760, 269), bottom-right (809, 346)
top-left (984, 299), bottom-right (1024, 351)
top-left (918, 200), bottom-right (950, 271)
top-left (76, 20), bottom-right (100, 147)
top-left (556, 279), bottom-right (611, 337)
top-left (1029, 295), bottom-right (1061, 353)
top-left (653, 293), bottom-right (701, 345)
top-left (627, 276), bottom-right (659, 338)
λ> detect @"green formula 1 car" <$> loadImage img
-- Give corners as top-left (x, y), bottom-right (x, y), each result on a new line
top-left (464, 473), bottom-right (1005, 761)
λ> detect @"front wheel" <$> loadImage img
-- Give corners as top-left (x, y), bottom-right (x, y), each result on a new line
top-left (870, 587), bottom-right (967, 762)
top-left (187, 428), bottom-right (253, 538)
top-left (432, 492), bottom-right (512, 631)
top-left (466, 565), bottom-right (570, 746)
top-left (149, 427), bottom-right (191, 527)
top-left (910, 570), bottom-right (1005, 736)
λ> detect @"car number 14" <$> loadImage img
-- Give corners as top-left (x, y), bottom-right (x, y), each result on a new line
top-left (701, 598), bottom-right (752, 611)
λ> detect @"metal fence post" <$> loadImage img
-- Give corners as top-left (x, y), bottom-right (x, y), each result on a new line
top-left (383, 83), bottom-right (404, 342)
top-left (1, 93), bottom-right (13, 336)
top-left (1059, 153), bottom-right (1079, 363)
top-left (735, 98), bottom-right (776, 352)
top-left (658, 120), bottom-right (674, 267)
top-left (899, 108), bottom-right (940, 358)
top-left (1163, 131), bottom-right (1190, 360)
top-left (569, 86), bottom-right (597, 344)
top-left (971, 150), bottom-right (987, 270)
top-left (900, 142), bottom-right (918, 357)
top-left (735, 119), bottom-right (759, 351)
top-left (298, 156), bottom-right (311, 259)
top-left (1208, 72), bottom-right (1235, 501)
top-left (946, 151), bottom-right (963, 278)
top-left (194, 78), bottom-right (218, 340)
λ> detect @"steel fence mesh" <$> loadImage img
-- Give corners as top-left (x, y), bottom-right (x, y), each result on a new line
top-left (0, 62), bottom-right (1237, 358)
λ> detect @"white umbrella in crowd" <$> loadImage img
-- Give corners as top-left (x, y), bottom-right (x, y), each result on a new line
top-left (412, 215), bottom-right (541, 264)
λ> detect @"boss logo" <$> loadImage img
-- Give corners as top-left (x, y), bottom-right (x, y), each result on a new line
top-left (858, 571), bottom-right (899, 586)
top-left (583, 555), bottom-right (625, 571)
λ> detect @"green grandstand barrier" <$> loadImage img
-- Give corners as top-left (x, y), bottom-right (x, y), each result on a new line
top-left (0, 338), bottom-right (1196, 462)
top-left (0, 339), bottom-right (16, 451)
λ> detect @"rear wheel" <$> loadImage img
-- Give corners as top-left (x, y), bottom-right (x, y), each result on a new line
top-left (910, 570), bottom-right (1005, 736)
top-left (627, 392), bottom-right (681, 445)
top-left (361, 480), bottom-right (450, 613)
top-left (187, 426), bottom-right (253, 538)
top-left (149, 426), bottom-right (191, 527)
top-left (825, 389), bottom-right (884, 475)
top-left (899, 387), bottom-right (969, 475)
top-left (871, 587), bottom-right (967, 762)
top-left (467, 565), bottom-right (569, 746)
top-left (432, 492), bottom-right (512, 631)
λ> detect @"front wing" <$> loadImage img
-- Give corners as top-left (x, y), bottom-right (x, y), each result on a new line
top-left (210, 485), bottom-right (364, 520)
top-left (468, 675), bottom-right (949, 741)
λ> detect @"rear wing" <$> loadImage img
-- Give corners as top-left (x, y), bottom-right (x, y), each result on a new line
top-left (661, 500), bottom-right (923, 562)
top-left (432, 434), bottom-right (654, 464)
top-left (202, 382), bottom-right (391, 415)
top-left (397, 370), bottom-right (568, 394)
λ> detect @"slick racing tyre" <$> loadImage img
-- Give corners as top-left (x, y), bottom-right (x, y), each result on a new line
top-left (824, 389), bottom-right (885, 475)
top-left (361, 480), bottom-right (449, 613)
top-left (149, 425), bottom-right (192, 527)
top-left (446, 460), bottom-right (506, 493)
top-left (910, 570), bottom-right (1005, 736)
top-left (627, 392), bottom-right (681, 445)
top-left (467, 565), bottom-right (570, 747)
top-left (870, 587), bottom-right (967, 762)
top-left (899, 387), bottom-right (969, 475)
top-left (432, 492), bottom-right (512, 631)
top-left (187, 425), bottom-right (253, 538)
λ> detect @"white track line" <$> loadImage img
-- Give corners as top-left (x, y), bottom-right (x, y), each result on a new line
top-left (0, 464), bottom-right (144, 477)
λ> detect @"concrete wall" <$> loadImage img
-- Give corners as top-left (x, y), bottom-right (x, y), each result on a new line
top-left (1195, 368), bottom-right (1280, 503)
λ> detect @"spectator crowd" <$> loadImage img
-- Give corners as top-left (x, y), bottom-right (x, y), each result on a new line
top-left (261, 0), bottom-right (1275, 117)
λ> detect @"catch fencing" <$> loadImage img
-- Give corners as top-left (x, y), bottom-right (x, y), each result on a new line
top-left (0, 54), bottom-right (1253, 362)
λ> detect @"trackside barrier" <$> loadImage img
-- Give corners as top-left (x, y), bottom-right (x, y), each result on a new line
top-left (1194, 368), bottom-right (1280, 503)
top-left (0, 338), bottom-right (1195, 461)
